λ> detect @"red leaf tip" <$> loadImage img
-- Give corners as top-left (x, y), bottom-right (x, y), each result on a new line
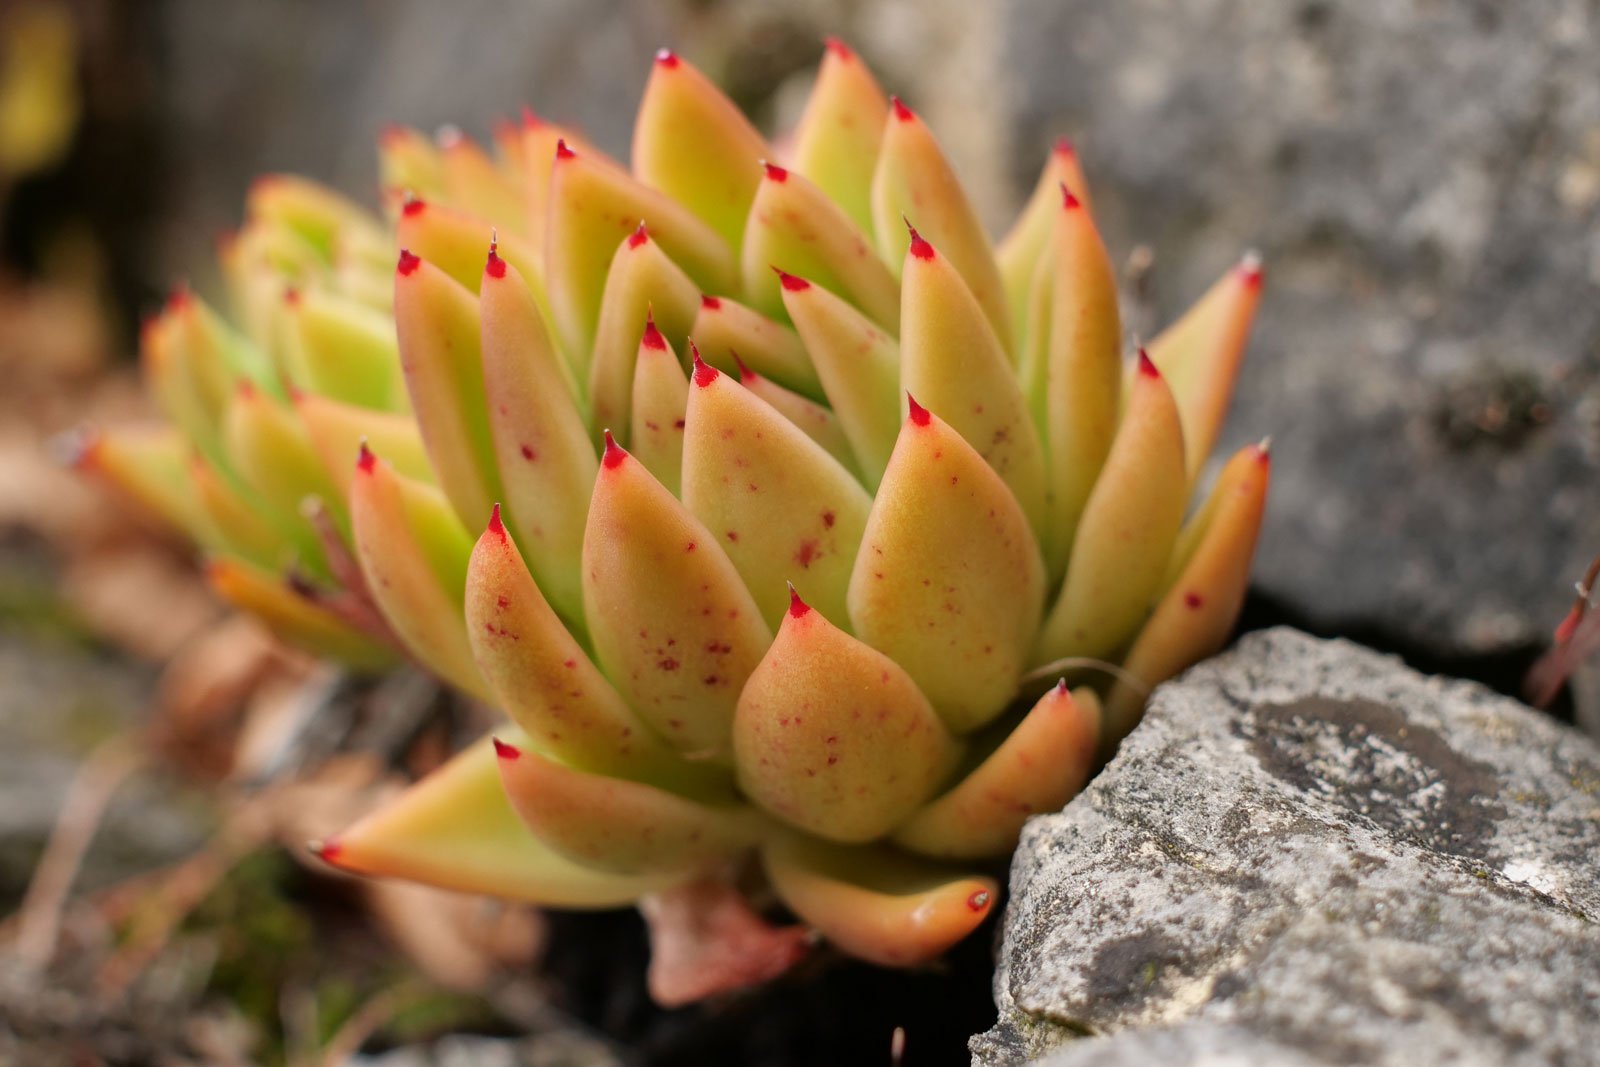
top-left (787, 582), bottom-right (812, 619)
top-left (906, 392), bottom-right (932, 427)
top-left (486, 244), bottom-right (507, 279)
top-left (357, 441), bottom-right (377, 473)
top-left (401, 197), bottom-right (426, 217)
top-left (655, 48), bottom-right (680, 69)
top-left (520, 105), bottom-right (544, 129)
top-left (312, 838), bottom-right (343, 864)
top-left (1239, 250), bottom-right (1265, 289)
top-left (967, 889), bottom-right (991, 912)
top-left (763, 160), bottom-right (789, 182)
top-left (282, 287), bottom-right (300, 307)
top-left (602, 429), bottom-right (627, 469)
top-left (397, 249), bottom-right (421, 276)
top-left (691, 344), bottom-right (719, 388)
top-left (1054, 136), bottom-right (1077, 157)
top-left (1055, 677), bottom-right (1069, 696)
top-left (1060, 182), bottom-right (1081, 210)
top-left (905, 219), bottom-right (934, 260)
top-left (773, 267), bottom-right (810, 292)
top-left (488, 502), bottom-right (507, 540)
top-left (493, 737), bottom-right (521, 760)
top-left (890, 96), bottom-right (915, 122)
top-left (1137, 349), bottom-right (1160, 379)
top-left (628, 220), bottom-right (650, 249)
top-left (1254, 435), bottom-right (1273, 466)
top-left (823, 37), bottom-right (853, 61)
top-left (554, 138), bottom-right (576, 161)
top-left (700, 293), bottom-right (722, 311)
top-left (732, 351), bottom-right (755, 382)
top-left (640, 312), bottom-right (667, 351)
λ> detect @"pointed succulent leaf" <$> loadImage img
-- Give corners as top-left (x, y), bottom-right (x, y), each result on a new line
top-left (628, 319), bottom-right (690, 496)
top-left (191, 452), bottom-right (304, 573)
top-left (1042, 186), bottom-right (1122, 579)
top-left (545, 141), bottom-right (736, 360)
top-left (788, 39), bottom-right (888, 236)
top-left (870, 98), bottom-right (1010, 352)
top-left (589, 224), bottom-right (699, 437)
top-left (492, 117), bottom-right (527, 176)
top-left (848, 401), bottom-right (1046, 733)
top-left (141, 304), bottom-right (225, 472)
top-left (393, 250), bottom-right (501, 530)
top-left (733, 590), bottom-right (959, 842)
top-left (466, 509), bottom-right (721, 793)
top-left (439, 129), bottom-right (528, 234)
top-left (246, 173), bottom-right (383, 258)
top-left (396, 197), bottom-right (548, 301)
top-left (351, 445), bottom-right (486, 700)
top-left (379, 125), bottom-right (447, 203)
top-left (632, 50), bottom-right (768, 251)
top-left (480, 247), bottom-right (596, 624)
top-left (761, 832), bottom-right (996, 967)
top-left (296, 392), bottom-right (435, 501)
top-left (688, 293), bottom-right (821, 399)
top-left (1035, 354), bottom-right (1188, 665)
top-left (285, 288), bottom-right (410, 413)
top-left (733, 360), bottom-right (861, 477)
top-left (205, 557), bottom-right (396, 670)
top-left (518, 112), bottom-right (600, 253)
top-left (320, 731), bottom-right (678, 907)
top-left (583, 436), bottom-right (772, 764)
top-left (1145, 254), bottom-right (1264, 483)
top-left (893, 682), bottom-right (1100, 859)
top-left (224, 385), bottom-right (346, 534)
top-left (996, 139), bottom-right (1093, 347)
top-left (1103, 442), bottom-right (1270, 743)
top-left (494, 737), bottom-right (761, 876)
top-left (780, 272), bottom-right (900, 488)
top-left (900, 227), bottom-right (1047, 536)
top-left (741, 162), bottom-right (899, 331)
top-left (73, 425), bottom-right (211, 541)
top-left (681, 356), bottom-right (871, 629)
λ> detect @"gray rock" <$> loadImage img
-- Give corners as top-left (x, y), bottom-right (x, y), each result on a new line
top-left (1001, 0), bottom-right (1600, 656)
top-left (973, 628), bottom-right (1600, 1066)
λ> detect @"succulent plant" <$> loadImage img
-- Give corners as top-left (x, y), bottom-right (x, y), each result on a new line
top-left (82, 41), bottom-right (1268, 998)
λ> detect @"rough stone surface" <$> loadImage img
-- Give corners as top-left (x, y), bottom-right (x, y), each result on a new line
top-left (1002, 0), bottom-right (1600, 656)
top-left (972, 628), bottom-right (1600, 1066)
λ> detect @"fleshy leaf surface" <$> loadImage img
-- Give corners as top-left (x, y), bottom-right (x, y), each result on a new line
top-left (733, 591), bottom-right (958, 843)
top-left (848, 402), bottom-right (1046, 733)
top-left (351, 446), bottom-right (486, 700)
top-left (1035, 355), bottom-right (1187, 665)
top-left (632, 51), bottom-right (768, 251)
top-left (494, 738), bottom-right (760, 876)
top-left (480, 247), bottom-right (595, 624)
top-left (393, 252), bottom-right (501, 530)
top-left (681, 357), bottom-right (871, 629)
top-left (583, 437), bottom-right (772, 764)
top-left (740, 162), bottom-right (899, 332)
top-left (870, 99), bottom-right (1010, 352)
top-left (762, 833), bottom-right (996, 967)
top-left (780, 273), bottom-right (900, 488)
top-left (899, 228), bottom-right (1047, 536)
top-left (1103, 442), bottom-right (1269, 742)
top-left (893, 683), bottom-right (1100, 859)
top-left (320, 731), bottom-right (677, 907)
